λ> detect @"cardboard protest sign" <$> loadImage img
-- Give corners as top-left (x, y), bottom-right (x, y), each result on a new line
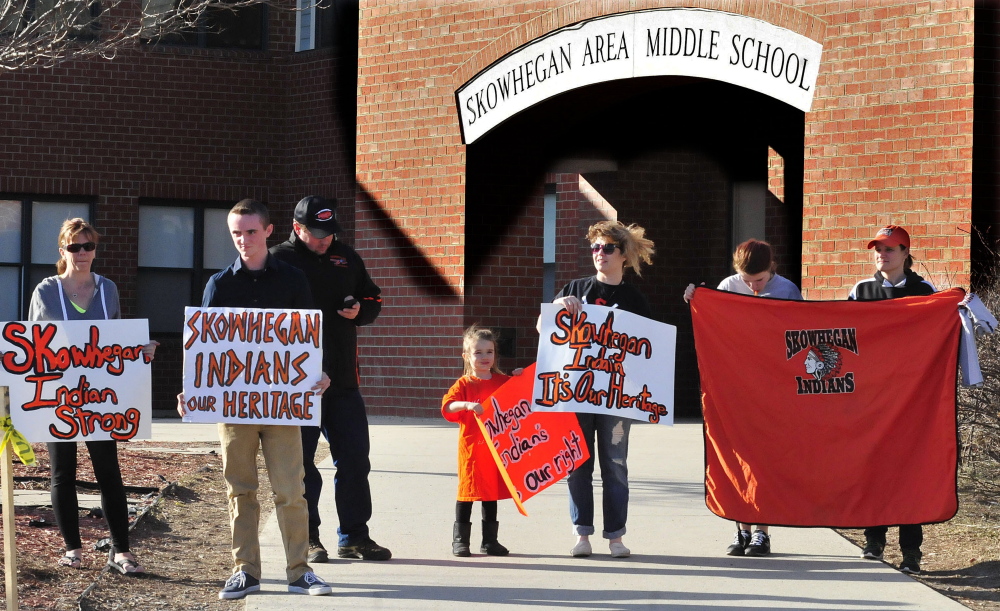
top-left (181, 307), bottom-right (323, 426)
top-left (534, 303), bottom-right (676, 424)
top-left (474, 363), bottom-right (590, 516)
top-left (0, 319), bottom-right (153, 442)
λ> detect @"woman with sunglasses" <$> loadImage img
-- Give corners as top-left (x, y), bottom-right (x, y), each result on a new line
top-left (28, 218), bottom-right (157, 575)
top-left (544, 220), bottom-right (654, 558)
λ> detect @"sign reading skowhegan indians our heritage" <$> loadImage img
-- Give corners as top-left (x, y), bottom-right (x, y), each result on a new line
top-left (181, 307), bottom-right (324, 426)
top-left (0, 319), bottom-right (153, 442)
top-left (456, 8), bottom-right (823, 143)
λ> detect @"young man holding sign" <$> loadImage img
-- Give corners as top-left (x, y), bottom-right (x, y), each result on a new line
top-left (179, 199), bottom-right (333, 600)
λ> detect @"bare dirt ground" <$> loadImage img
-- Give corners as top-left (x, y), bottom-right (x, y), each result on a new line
top-left (837, 487), bottom-right (1000, 611)
top-left (2, 441), bottom-right (998, 610)
top-left (0, 440), bottom-right (277, 610)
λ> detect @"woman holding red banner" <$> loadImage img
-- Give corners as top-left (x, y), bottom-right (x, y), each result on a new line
top-left (546, 220), bottom-right (654, 559)
top-left (29, 218), bottom-right (158, 575)
top-left (684, 238), bottom-right (802, 558)
top-left (848, 224), bottom-right (935, 575)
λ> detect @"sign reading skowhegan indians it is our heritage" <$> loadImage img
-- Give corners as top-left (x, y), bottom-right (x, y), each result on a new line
top-left (456, 8), bottom-right (823, 143)
top-left (534, 303), bottom-right (676, 425)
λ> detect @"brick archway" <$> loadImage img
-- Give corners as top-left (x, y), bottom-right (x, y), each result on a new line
top-left (354, 1), bottom-right (973, 418)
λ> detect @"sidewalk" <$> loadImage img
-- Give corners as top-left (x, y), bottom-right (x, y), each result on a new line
top-left (220, 417), bottom-right (969, 610)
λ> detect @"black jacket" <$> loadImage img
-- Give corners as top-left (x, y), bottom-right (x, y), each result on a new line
top-left (848, 270), bottom-right (936, 301)
top-left (270, 234), bottom-right (382, 389)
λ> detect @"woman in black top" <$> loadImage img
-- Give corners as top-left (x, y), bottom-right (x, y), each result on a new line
top-left (545, 220), bottom-right (654, 559)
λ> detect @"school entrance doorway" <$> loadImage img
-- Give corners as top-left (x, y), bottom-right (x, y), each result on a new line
top-left (462, 77), bottom-right (807, 418)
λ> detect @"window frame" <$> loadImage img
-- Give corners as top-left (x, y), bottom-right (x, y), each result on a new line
top-left (0, 194), bottom-right (97, 320)
top-left (137, 198), bottom-right (237, 335)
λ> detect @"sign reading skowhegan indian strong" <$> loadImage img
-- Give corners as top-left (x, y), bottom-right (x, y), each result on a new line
top-left (456, 8), bottom-right (823, 143)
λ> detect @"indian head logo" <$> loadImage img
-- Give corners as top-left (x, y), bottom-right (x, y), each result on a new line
top-left (315, 208), bottom-right (334, 222)
top-left (785, 329), bottom-right (858, 395)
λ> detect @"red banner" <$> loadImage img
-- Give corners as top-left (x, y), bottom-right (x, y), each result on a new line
top-left (691, 288), bottom-right (963, 527)
top-left (475, 364), bottom-right (590, 516)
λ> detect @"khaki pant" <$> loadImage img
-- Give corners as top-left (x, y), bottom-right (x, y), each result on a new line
top-left (218, 423), bottom-right (311, 582)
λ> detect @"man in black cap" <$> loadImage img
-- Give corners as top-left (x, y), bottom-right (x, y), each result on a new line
top-left (270, 195), bottom-right (390, 562)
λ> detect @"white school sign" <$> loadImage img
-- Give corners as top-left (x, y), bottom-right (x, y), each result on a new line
top-left (456, 8), bottom-right (823, 144)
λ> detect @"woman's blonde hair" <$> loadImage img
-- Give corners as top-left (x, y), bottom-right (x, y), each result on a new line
top-left (586, 220), bottom-right (655, 276)
top-left (56, 218), bottom-right (100, 275)
top-left (461, 325), bottom-right (505, 378)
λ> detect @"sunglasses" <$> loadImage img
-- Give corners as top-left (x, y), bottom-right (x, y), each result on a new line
top-left (590, 243), bottom-right (620, 255)
top-left (64, 242), bottom-right (96, 253)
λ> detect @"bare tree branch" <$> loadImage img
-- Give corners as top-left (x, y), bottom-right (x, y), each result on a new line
top-left (0, 0), bottom-right (304, 71)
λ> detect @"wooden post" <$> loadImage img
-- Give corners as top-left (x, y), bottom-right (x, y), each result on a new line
top-left (1, 387), bottom-right (17, 611)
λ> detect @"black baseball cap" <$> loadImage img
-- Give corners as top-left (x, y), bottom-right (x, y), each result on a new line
top-left (293, 195), bottom-right (342, 239)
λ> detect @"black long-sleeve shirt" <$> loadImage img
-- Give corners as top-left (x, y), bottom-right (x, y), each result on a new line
top-left (270, 234), bottom-right (382, 389)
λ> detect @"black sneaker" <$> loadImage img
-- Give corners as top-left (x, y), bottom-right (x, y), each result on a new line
top-left (745, 530), bottom-right (771, 557)
top-left (288, 571), bottom-right (333, 596)
top-left (337, 539), bottom-right (392, 561)
top-left (726, 529), bottom-right (751, 556)
top-left (218, 571), bottom-right (260, 600)
top-left (861, 539), bottom-right (885, 560)
top-left (899, 550), bottom-right (922, 574)
top-left (308, 536), bottom-right (329, 563)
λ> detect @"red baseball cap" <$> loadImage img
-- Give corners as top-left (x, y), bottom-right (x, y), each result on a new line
top-left (867, 225), bottom-right (910, 249)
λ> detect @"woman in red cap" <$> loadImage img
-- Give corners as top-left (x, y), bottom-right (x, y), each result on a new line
top-left (848, 225), bottom-right (935, 300)
top-left (848, 224), bottom-right (935, 574)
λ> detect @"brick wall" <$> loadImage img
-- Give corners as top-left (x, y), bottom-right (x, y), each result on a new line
top-left (356, 1), bottom-right (828, 416)
top-left (0, 2), bottom-right (354, 411)
top-left (800, 0), bottom-right (975, 298)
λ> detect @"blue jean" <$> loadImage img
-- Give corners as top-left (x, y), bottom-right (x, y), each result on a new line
top-left (301, 387), bottom-right (373, 547)
top-left (567, 413), bottom-right (631, 539)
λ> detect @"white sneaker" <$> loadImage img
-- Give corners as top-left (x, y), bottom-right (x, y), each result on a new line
top-left (570, 539), bottom-right (592, 557)
top-left (609, 541), bottom-right (631, 558)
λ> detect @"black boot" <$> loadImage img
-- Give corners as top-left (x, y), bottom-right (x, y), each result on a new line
top-left (480, 520), bottom-right (509, 556)
top-left (452, 522), bottom-right (471, 557)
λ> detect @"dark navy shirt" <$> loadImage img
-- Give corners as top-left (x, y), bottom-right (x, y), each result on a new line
top-left (202, 254), bottom-right (314, 309)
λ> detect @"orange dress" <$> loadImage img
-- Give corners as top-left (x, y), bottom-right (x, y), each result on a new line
top-left (441, 374), bottom-right (513, 502)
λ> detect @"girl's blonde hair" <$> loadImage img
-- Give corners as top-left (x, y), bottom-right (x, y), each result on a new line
top-left (586, 220), bottom-right (655, 276)
top-left (56, 218), bottom-right (100, 275)
top-left (461, 325), bottom-right (505, 378)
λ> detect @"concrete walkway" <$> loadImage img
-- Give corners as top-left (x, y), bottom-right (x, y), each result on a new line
top-left (169, 417), bottom-right (970, 611)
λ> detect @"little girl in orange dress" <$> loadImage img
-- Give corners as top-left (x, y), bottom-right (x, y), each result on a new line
top-left (441, 325), bottom-right (512, 557)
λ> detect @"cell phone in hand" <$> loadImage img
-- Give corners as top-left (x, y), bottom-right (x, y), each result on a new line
top-left (342, 297), bottom-right (358, 309)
